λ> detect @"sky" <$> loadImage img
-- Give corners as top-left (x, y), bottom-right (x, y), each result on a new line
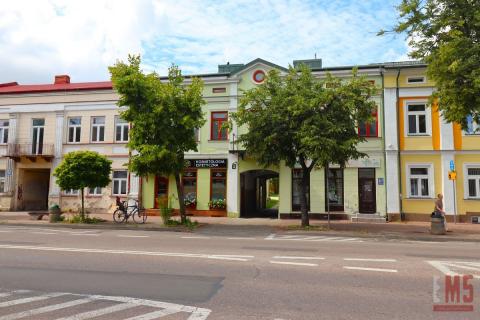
top-left (0, 0), bottom-right (410, 84)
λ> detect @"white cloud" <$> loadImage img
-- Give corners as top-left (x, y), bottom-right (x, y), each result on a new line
top-left (0, 0), bottom-right (408, 84)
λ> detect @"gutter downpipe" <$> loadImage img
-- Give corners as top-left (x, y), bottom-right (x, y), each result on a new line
top-left (380, 69), bottom-right (388, 220)
top-left (396, 68), bottom-right (404, 221)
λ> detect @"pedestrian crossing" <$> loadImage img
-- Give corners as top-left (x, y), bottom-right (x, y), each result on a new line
top-left (427, 260), bottom-right (480, 279)
top-left (0, 289), bottom-right (211, 320)
top-left (265, 234), bottom-right (363, 242)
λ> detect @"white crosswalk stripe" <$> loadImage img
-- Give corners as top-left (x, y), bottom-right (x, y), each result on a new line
top-left (0, 289), bottom-right (212, 320)
top-left (427, 260), bottom-right (480, 279)
top-left (265, 234), bottom-right (363, 242)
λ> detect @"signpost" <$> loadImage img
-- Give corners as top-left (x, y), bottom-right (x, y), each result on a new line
top-left (448, 160), bottom-right (457, 224)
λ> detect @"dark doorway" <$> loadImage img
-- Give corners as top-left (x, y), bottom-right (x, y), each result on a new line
top-left (240, 170), bottom-right (279, 218)
top-left (358, 168), bottom-right (376, 213)
top-left (326, 168), bottom-right (344, 211)
top-left (18, 169), bottom-right (50, 211)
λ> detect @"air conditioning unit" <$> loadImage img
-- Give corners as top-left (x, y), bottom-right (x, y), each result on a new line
top-left (471, 216), bottom-right (480, 224)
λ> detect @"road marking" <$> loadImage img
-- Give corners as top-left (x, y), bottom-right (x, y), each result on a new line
top-left (55, 302), bottom-right (137, 320)
top-left (124, 308), bottom-right (179, 320)
top-left (265, 234), bottom-right (363, 242)
top-left (344, 258), bottom-right (397, 262)
top-left (0, 298), bottom-right (93, 320)
top-left (427, 260), bottom-right (480, 279)
top-left (0, 292), bottom-right (65, 307)
top-left (226, 237), bottom-right (256, 240)
top-left (0, 244), bottom-right (253, 262)
top-left (117, 235), bottom-right (150, 238)
top-left (31, 232), bottom-right (58, 235)
top-left (272, 256), bottom-right (325, 260)
top-left (0, 231), bottom-right (12, 233)
top-left (343, 266), bottom-right (398, 273)
top-left (69, 233), bottom-right (99, 236)
top-left (181, 236), bottom-right (210, 239)
top-left (0, 293), bottom-right (12, 298)
top-left (270, 261), bottom-right (318, 267)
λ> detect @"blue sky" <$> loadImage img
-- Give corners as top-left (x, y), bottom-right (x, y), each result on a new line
top-left (0, 0), bottom-right (409, 84)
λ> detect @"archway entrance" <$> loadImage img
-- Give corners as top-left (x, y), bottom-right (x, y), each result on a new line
top-left (240, 170), bottom-right (279, 218)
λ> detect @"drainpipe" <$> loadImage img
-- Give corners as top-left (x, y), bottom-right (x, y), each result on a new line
top-left (396, 68), bottom-right (404, 221)
top-left (380, 69), bottom-right (388, 220)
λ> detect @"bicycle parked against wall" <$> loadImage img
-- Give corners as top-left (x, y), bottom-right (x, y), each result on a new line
top-left (113, 197), bottom-right (147, 224)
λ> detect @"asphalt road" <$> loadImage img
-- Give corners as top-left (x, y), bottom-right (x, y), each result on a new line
top-left (0, 224), bottom-right (479, 319)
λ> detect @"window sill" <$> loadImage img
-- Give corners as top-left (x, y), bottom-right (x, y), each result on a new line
top-left (208, 139), bottom-right (229, 142)
top-left (405, 197), bottom-right (434, 200)
top-left (406, 134), bottom-right (431, 137)
top-left (464, 198), bottom-right (480, 201)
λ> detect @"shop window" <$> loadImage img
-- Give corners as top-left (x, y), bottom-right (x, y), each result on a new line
top-left (155, 176), bottom-right (169, 208)
top-left (406, 103), bottom-right (429, 135)
top-left (211, 170), bottom-right (226, 201)
top-left (407, 165), bottom-right (433, 198)
top-left (0, 170), bottom-right (5, 192)
top-left (112, 170), bottom-right (128, 195)
top-left (91, 116), bottom-right (105, 142)
top-left (358, 107), bottom-right (378, 137)
top-left (183, 170), bottom-right (197, 204)
top-left (0, 120), bottom-right (9, 144)
top-left (466, 167), bottom-right (480, 199)
top-left (292, 169), bottom-right (310, 211)
top-left (465, 115), bottom-right (480, 135)
top-left (67, 117), bottom-right (81, 143)
top-left (88, 187), bottom-right (102, 195)
top-left (211, 112), bottom-right (228, 140)
top-left (115, 116), bottom-right (129, 142)
top-left (326, 168), bottom-right (344, 211)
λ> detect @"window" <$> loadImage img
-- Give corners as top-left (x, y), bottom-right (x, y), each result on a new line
top-left (155, 176), bottom-right (169, 208)
top-left (112, 170), bottom-right (128, 195)
top-left (194, 128), bottom-right (200, 142)
top-left (0, 120), bottom-right (9, 144)
top-left (211, 112), bottom-right (228, 140)
top-left (465, 115), bottom-right (480, 135)
top-left (67, 117), bottom-right (81, 143)
top-left (211, 170), bottom-right (226, 201)
top-left (326, 168), bottom-right (344, 211)
top-left (88, 187), bottom-right (102, 196)
top-left (292, 169), bottom-right (310, 211)
top-left (91, 116), bottom-right (105, 142)
top-left (115, 116), bottom-right (129, 142)
top-left (358, 107), bottom-right (378, 137)
top-left (0, 170), bottom-right (5, 192)
top-left (407, 76), bottom-right (426, 84)
top-left (466, 166), bottom-right (480, 199)
top-left (407, 165), bottom-right (433, 198)
top-left (183, 170), bottom-right (197, 203)
top-left (63, 189), bottom-right (79, 196)
top-left (212, 87), bottom-right (226, 93)
top-left (406, 103), bottom-right (428, 135)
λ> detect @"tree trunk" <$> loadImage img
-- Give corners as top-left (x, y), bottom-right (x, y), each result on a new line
top-left (325, 163), bottom-right (331, 229)
top-left (300, 166), bottom-right (310, 227)
top-left (81, 188), bottom-right (85, 221)
top-left (175, 172), bottom-right (187, 224)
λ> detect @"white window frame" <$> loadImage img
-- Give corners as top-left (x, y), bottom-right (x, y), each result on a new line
top-left (406, 163), bottom-right (434, 198)
top-left (406, 76), bottom-right (426, 84)
top-left (0, 120), bottom-right (9, 144)
top-left (405, 101), bottom-right (431, 136)
top-left (112, 170), bottom-right (128, 195)
top-left (463, 115), bottom-right (480, 136)
top-left (464, 164), bottom-right (480, 199)
top-left (91, 116), bottom-right (105, 142)
top-left (67, 117), bottom-right (81, 143)
top-left (63, 189), bottom-right (79, 196)
top-left (115, 116), bottom-right (129, 142)
top-left (88, 187), bottom-right (102, 196)
top-left (0, 170), bottom-right (5, 193)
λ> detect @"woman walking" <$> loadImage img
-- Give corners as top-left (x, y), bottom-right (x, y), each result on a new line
top-left (434, 193), bottom-right (447, 231)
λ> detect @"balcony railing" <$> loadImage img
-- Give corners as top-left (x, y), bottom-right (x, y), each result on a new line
top-left (5, 143), bottom-right (54, 161)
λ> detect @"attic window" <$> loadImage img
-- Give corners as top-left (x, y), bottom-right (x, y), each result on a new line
top-left (407, 76), bottom-right (426, 84)
top-left (252, 70), bottom-right (266, 84)
top-left (212, 87), bottom-right (226, 93)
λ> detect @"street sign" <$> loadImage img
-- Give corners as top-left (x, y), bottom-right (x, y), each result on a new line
top-left (450, 160), bottom-right (455, 171)
top-left (448, 171), bottom-right (457, 180)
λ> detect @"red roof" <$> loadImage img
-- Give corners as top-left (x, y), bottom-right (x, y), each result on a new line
top-left (0, 81), bottom-right (113, 94)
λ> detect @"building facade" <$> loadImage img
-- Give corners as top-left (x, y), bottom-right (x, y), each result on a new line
top-left (0, 59), bottom-right (477, 221)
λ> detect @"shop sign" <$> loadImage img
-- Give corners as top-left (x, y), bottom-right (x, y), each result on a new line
top-left (185, 159), bottom-right (227, 168)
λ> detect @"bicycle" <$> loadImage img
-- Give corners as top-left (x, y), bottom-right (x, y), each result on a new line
top-left (113, 197), bottom-right (147, 224)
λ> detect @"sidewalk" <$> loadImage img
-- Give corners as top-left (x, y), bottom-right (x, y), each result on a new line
top-left (0, 211), bottom-right (479, 242)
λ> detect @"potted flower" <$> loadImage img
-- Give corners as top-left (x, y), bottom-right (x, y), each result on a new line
top-left (208, 199), bottom-right (226, 210)
top-left (184, 197), bottom-right (196, 209)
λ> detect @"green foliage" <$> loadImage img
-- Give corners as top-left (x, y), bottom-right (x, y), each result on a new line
top-left (232, 64), bottom-right (376, 226)
top-left (390, 0), bottom-right (480, 127)
top-left (53, 151), bottom-right (112, 218)
top-left (66, 215), bottom-right (106, 224)
top-left (109, 55), bottom-right (206, 222)
top-left (160, 206), bottom-right (174, 225)
top-left (208, 199), bottom-right (226, 209)
top-left (164, 217), bottom-right (199, 230)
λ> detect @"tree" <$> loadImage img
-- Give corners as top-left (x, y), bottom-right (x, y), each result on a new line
top-left (54, 151), bottom-right (112, 219)
top-left (109, 55), bottom-right (205, 224)
top-left (232, 65), bottom-right (376, 227)
top-left (386, 0), bottom-right (480, 128)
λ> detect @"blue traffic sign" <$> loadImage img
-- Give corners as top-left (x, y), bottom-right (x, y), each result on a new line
top-left (450, 160), bottom-right (455, 171)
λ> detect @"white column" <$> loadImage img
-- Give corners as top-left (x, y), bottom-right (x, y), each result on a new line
top-left (129, 173), bottom-right (139, 198)
top-left (49, 111), bottom-right (64, 197)
top-left (228, 82), bottom-right (238, 146)
top-left (5, 114), bottom-right (17, 194)
top-left (439, 115), bottom-right (455, 215)
top-left (227, 153), bottom-right (239, 216)
top-left (384, 88), bottom-right (400, 214)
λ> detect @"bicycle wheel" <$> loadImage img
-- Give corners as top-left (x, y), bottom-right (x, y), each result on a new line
top-left (113, 209), bottom-right (127, 223)
top-left (133, 208), bottom-right (147, 224)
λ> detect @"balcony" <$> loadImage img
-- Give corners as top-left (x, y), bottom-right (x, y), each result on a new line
top-left (4, 144), bottom-right (55, 162)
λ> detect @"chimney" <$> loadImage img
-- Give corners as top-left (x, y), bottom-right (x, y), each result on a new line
top-left (54, 75), bottom-right (70, 84)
